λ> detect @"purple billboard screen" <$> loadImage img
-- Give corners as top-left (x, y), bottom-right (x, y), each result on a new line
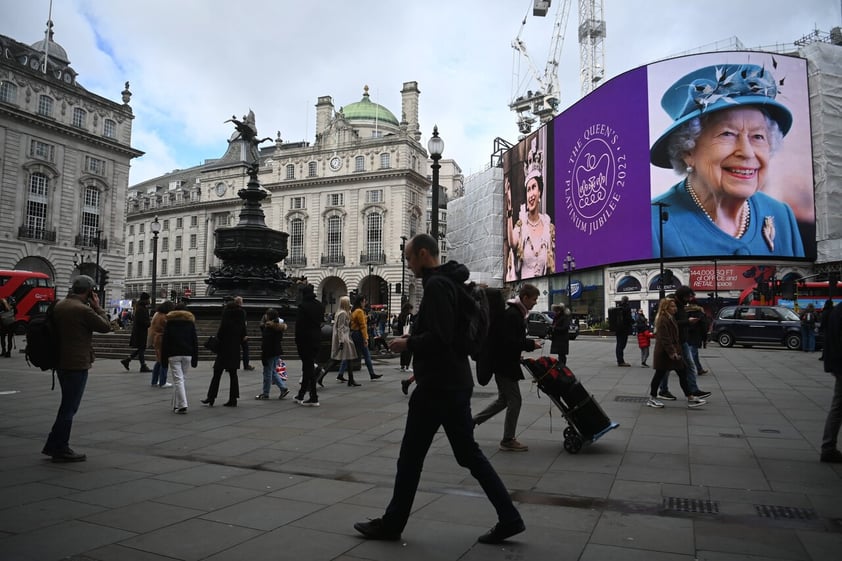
top-left (501, 51), bottom-right (815, 281)
top-left (553, 66), bottom-right (652, 270)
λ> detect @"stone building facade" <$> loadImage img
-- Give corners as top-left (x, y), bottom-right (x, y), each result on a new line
top-left (127, 83), bottom-right (462, 315)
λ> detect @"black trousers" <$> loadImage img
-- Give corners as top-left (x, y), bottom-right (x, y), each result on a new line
top-left (207, 366), bottom-right (239, 402)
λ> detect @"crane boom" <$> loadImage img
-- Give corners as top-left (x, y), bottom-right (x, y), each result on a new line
top-left (509, 0), bottom-right (572, 135)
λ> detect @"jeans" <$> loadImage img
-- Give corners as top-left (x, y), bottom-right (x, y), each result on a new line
top-left (169, 356), bottom-right (190, 409)
top-left (44, 369), bottom-right (88, 452)
top-left (801, 326), bottom-right (816, 352)
top-left (350, 330), bottom-right (377, 377)
top-left (381, 385), bottom-right (521, 533)
top-left (151, 361), bottom-right (168, 386)
top-left (650, 367), bottom-right (691, 398)
top-left (241, 339), bottom-right (251, 367)
top-left (822, 372), bottom-right (842, 453)
top-left (640, 346), bottom-right (650, 365)
top-left (615, 333), bottom-right (629, 364)
top-left (261, 356), bottom-right (287, 395)
top-left (660, 343), bottom-right (700, 394)
top-left (689, 344), bottom-right (703, 373)
top-left (473, 375), bottom-right (522, 442)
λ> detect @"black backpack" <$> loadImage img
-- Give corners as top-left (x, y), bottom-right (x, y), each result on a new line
top-left (458, 282), bottom-right (490, 362)
top-left (25, 302), bottom-right (60, 386)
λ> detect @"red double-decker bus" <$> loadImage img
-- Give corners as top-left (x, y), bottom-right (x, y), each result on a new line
top-left (739, 279), bottom-right (842, 311)
top-left (0, 270), bottom-right (57, 333)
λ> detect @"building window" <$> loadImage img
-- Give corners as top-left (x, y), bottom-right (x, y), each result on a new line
top-left (175, 235), bottom-right (182, 250)
top-left (366, 189), bottom-right (383, 204)
top-left (190, 215), bottom-right (198, 227)
top-left (0, 81), bottom-right (17, 104)
top-left (37, 95), bottom-right (53, 117)
top-left (127, 262), bottom-right (132, 277)
top-left (410, 214), bottom-right (419, 238)
top-left (176, 217), bottom-right (183, 229)
top-left (128, 241), bottom-right (133, 254)
top-left (307, 161), bottom-right (317, 177)
top-left (367, 213), bottom-right (383, 258)
top-left (162, 237), bottom-right (169, 251)
top-left (81, 186), bottom-right (100, 244)
top-left (137, 261), bottom-right (143, 277)
top-left (163, 219), bottom-right (170, 231)
top-left (286, 164), bottom-right (295, 179)
top-left (174, 258), bottom-right (182, 275)
top-left (290, 196), bottom-right (305, 210)
top-left (354, 155), bottom-right (365, 172)
top-left (290, 218), bottom-right (304, 262)
top-left (372, 130), bottom-right (383, 139)
top-left (138, 239), bottom-right (144, 254)
top-left (72, 107), bottom-right (87, 128)
top-left (189, 256), bottom-right (196, 274)
top-left (139, 223), bottom-right (145, 234)
top-left (30, 139), bottom-right (55, 162)
top-left (327, 193), bottom-right (343, 207)
top-left (161, 258), bottom-right (168, 276)
top-left (85, 156), bottom-right (106, 176)
top-left (380, 153), bottom-right (390, 169)
top-left (103, 119), bottom-right (116, 138)
top-left (326, 216), bottom-right (342, 261)
top-left (26, 173), bottom-right (49, 236)
top-left (189, 234), bottom-right (197, 249)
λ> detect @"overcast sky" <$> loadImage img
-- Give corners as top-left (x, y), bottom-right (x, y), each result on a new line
top-left (1, 0), bottom-right (838, 185)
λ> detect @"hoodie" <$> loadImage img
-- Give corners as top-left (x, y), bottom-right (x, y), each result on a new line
top-left (407, 260), bottom-right (473, 390)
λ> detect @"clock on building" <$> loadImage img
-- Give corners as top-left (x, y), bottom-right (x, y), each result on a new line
top-left (215, 182), bottom-right (227, 197)
top-left (329, 156), bottom-right (342, 171)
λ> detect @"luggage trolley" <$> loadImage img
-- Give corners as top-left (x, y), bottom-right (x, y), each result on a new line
top-left (521, 357), bottom-right (619, 453)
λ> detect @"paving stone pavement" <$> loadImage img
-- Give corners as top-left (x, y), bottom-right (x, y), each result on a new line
top-left (1, 334), bottom-right (841, 561)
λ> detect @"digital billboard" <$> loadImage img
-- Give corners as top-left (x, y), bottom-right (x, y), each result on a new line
top-left (502, 51), bottom-right (814, 279)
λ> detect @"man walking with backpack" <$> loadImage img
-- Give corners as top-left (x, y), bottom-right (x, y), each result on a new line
top-left (473, 283), bottom-right (542, 452)
top-left (42, 275), bottom-right (111, 462)
top-left (354, 233), bottom-right (525, 544)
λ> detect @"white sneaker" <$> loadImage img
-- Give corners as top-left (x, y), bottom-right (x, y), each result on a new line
top-left (646, 397), bottom-right (664, 408)
top-left (687, 395), bottom-right (707, 408)
top-left (160, 382), bottom-right (173, 388)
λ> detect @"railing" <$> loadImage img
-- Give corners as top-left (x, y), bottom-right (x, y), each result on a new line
top-left (75, 234), bottom-right (108, 249)
top-left (285, 255), bottom-right (307, 267)
top-left (321, 254), bottom-right (345, 267)
top-left (360, 252), bottom-right (386, 265)
top-left (18, 225), bottom-right (56, 242)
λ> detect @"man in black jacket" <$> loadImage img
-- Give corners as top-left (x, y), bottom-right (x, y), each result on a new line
top-left (121, 292), bottom-right (151, 372)
top-left (821, 303), bottom-right (842, 463)
top-left (473, 283), bottom-right (542, 452)
top-left (295, 284), bottom-right (325, 405)
top-left (354, 233), bottom-right (524, 545)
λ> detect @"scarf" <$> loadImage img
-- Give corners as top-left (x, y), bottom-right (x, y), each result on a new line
top-left (507, 297), bottom-right (529, 320)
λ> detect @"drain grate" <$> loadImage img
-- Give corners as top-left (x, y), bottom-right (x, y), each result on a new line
top-left (614, 395), bottom-right (650, 403)
top-left (758, 429), bottom-right (782, 434)
top-left (663, 497), bottom-right (719, 514)
top-left (719, 432), bottom-right (744, 438)
top-left (755, 505), bottom-right (817, 520)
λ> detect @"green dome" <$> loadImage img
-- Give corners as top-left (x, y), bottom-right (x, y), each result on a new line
top-left (342, 86), bottom-right (399, 126)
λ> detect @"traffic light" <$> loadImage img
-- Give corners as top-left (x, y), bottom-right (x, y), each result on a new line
top-left (99, 269), bottom-right (109, 288)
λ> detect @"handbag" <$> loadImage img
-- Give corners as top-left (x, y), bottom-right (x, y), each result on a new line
top-left (275, 358), bottom-right (287, 381)
top-left (204, 335), bottom-right (220, 353)
top-left (0, 310), bottom-right (14, 327)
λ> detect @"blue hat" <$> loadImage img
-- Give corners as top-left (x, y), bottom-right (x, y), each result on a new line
top-left (650, 63), bottom-right (792, 168)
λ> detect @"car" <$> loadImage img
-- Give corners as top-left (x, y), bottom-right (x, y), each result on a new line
top-left (711, 305), bottom-right (809, 350)
top-left (526, 312), bottom-right (553, 338)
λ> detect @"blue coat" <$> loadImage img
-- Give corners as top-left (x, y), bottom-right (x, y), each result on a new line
top-left (652, 180), bottom-right (805, 258)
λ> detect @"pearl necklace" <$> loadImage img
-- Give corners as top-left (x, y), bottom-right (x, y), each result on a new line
top-left (686, 176), bottom-right (749, 239)
top-left (526, 214), bottom-right (541, 227)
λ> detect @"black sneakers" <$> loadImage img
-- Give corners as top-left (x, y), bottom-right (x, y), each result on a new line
top-left (657, 390), bottom-right (677, 401)
top-left (354, 518), bottom-right (402, 541)
top-left (820, 449), bottom-right (842, 463)
top-left (477, 519), bottom-right (526, 544)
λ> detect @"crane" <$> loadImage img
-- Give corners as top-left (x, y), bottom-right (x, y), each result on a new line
top-left (509, 0), bottom-right (572, 135)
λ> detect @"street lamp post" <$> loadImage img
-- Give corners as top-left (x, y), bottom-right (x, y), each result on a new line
top-left (563, 252), bottom-right (576, 310)
top-left (150, 216), bottom-right (161, 309)
top-left (427, 126), bottom-right (444, 239)
top-left (400, 235), bottom-right (407, 305)
top-left (652, 202), bottom-right (670, 299)
top-left (368, 263), bottom-right (374, 305)
top-left (94, 229), bottom-right (102, 302)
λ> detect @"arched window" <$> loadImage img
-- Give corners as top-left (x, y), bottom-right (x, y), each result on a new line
top-left (410, 213), bottom-right (419, 238)
top-left (326, 215), bottom-right (343, 262)
top-left (72, 107), bottom-right (87, 128)
top-left (103, 119), bottom-right (116, 138)
top-left (37, 95), bottom-right (53, 117)
top-left (289, 218), bottom-right (305, 264)
top-left (307, 161), bottom-right (317, 177)
top-left (366, 212), bottom-right (383, 260)
top-left (286, 164), bottom-right (295, 179)
top-left (354, 155), bottom-right (365, 172)
top-left (617, 275), bottom-right (642, 293)
top-left (81, 185), bottom-right (101, 246)
top-left (0, 81), bottom-right (17, 104)
top-left (26, 173), bottom-right (49, 237)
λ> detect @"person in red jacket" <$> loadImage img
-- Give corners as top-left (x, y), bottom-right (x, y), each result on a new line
top-left (636, 315), bottom-right (654, 367)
